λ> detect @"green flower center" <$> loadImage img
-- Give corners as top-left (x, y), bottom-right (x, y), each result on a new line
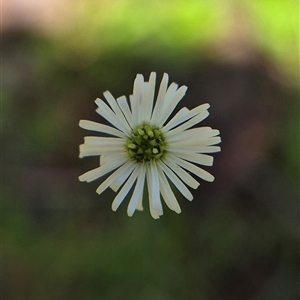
top-left (126, 124), bottom-right (167, 163)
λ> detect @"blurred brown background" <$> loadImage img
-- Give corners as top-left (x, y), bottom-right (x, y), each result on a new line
top-left (2, 0), bottom-right (299, 299)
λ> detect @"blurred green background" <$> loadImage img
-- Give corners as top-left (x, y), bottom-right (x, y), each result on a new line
top-left (2, 0), bottom-right (299, 299)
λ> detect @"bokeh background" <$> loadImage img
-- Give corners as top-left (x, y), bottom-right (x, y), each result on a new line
top-left (2, 0), bottom-right (299, 299)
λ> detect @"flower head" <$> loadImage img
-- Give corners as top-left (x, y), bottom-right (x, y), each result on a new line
top-left (79, 72), bottom-right (221, 219)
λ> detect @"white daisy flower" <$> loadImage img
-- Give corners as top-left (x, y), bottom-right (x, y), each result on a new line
top-left (79, 72), bottom-right (221, 219)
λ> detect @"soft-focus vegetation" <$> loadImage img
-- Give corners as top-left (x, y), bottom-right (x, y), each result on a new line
top-left (3, 0), bottom-right (299, 299)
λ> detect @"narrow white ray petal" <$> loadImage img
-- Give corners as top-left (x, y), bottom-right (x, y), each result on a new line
top-left (169, 152), bottom-right (214, 166)
top-left (136, 193), bottom-right (144, 211)
top-left (148, 195), bottom-right (161, 219)
top-left (169, 135), bottom-right (221, 147)
top-left (117, 96), bottom-right (134, 127)
top-left (146, 163), bottom-right (163, 218)
top-left (162, 82), bottom-right (178, 109)
top-left (171, 156), bottom-right (215, 182)
top-left (149, 205), bottom-right (160, 219)
top-left (164, 103), bottom-right (210, 133)
top-left (109, 160), bottom-right (136, 192)
top-left (190, 103), bottom-right (210, 115)
top-left (209, 129), bottom-right (220, 137)
top-left (95, 98), bottom-right (131, 134)
top-left (84, 136), bottom-right (125, 146)
top-left (111, 166), bottom-right (141, 211)
top-left (141, 82), bottom-right (150, 122)
top-left (168, 127), bottom-right (214, 144)
top-left (127, 166), bottom-right (146, 217)
top-left (172, 146), bottom-right (221, 153)
top-left (163, 156), bottom-right (199, 189)
top-left (103, 91), bottom-right (131, 129)
top-left (197, 136), bottom-right (221, 146)
top-left (142, 72), bottom-right (156, 122)
top-left (158, 85), bottom-right (187, 126)
top-left (129, 95), bottom-right (137, 127)
top-left (79, 156), bottom-right (127, 183)
top-left (161, 107), bottom-right (190, 133)
top-left (157, 164), bottom-right (181, 213)
top-left (170, 145), bottom-right (221, 154)
top-left (131, 74), bottom-right (144, 125)
top-left (155, 82), bottom-right (178, 126)
top-left (110, 179), bottom-right (123, 192)
top-left (80, 146), bottom-right (125, 157)
top-left (79, 120), bottom-right (125, 138)
top-left (95, 99), bottom-right (131, 135)
top-left (175, 136), bottom-right (221, 146)
top-left (82, 142), bottom-right (124, 153)
top-left (79, 144), bottom-right (125, 158)
top-left (96, 161), bottom-right (136, 195)
top-left (79, 145), bottom-right (102, 158)
top-left (158, 161), bottom-right (193, 201)
top-left (150, 73), bottom-right (169, 125)
top-left (165, 110), bottom-right (209, 137)
top-left (100, 152), bottom-right (127, 165)
top-left (164, 103), bottom-right (210, 135)
top-left (150, 162), bottom-right (163, 214)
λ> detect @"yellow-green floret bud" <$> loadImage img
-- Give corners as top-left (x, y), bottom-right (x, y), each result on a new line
top-left (126, 124), bottom-right (167, 162)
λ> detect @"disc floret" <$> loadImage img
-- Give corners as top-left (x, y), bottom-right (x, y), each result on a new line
top-left (126, 124), bottom-right (167, 162)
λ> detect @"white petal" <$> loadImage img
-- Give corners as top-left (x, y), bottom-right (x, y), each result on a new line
top-left (103, 91), bottom-right (131, 130)
top-left (79, 144), bottom-right (125, 158)
top-left (95, 99), bottom-right (131, 135)
top-left (158, 85), bottom-right (187, 126)
top-left (156, 164), bottom-right (181, 213)
top-left (140, 82), bottom-right (150, 122)
top-left (79, 145), bottom-right (101, 158)
top-left (96, 161), bottom-right (136, 195)
top-left (81, 143), bottom-right (123, 153)
top-left (111, 166), bottom-right (141, 211)
top-left (142, 72), bottom-right (156, 122)
top-left (190, 103), bottom-right (210, 115)
top-left (79, 120), bottom-right (125, 138)
top-left (169, 136), bottom-right (221, 147)
top-left (166, 127), bottom-right (213, 143)
top-left (163, 103), bottom-right (210, 134)
top-left (165, 110), bottom-right (209, 137)
top-left (150, 73), bottom-right (169, 125)
top-left (155, 82), bottom-right (179, 126)
top-left (147, 162), bottom-right (163, 216)
top-left (158, 161), bottom-right (193, 201)
top-left (169, 152), bottom-right (214, 166)
top-left (170, 156), bottom-right (215, 182)
top-left (117, 96), bottom-right (134, 128)
top-left (199, 136), bottom-right (221, 145)
top-left (84, 136), bottom-right (125, 146)
top-left (110, 178), bottom-right (124, 192)
top-left (100, 152), bottom-right (127, 165)
top-left (163, 156), bottom-right (199, 189)
top-left (146, 164), bottom-right (161, 219)
top-left (136, 193), bottom-right (144, 211)
top-left (109, 160), bottom-right (136, 192)
top-left (127, 166), bottom-right (146, 217)
top-left (110, 164), bottom-right (136, 192)
top-left (208, 129), bottom-right (220, 137)
top-left (130, 74), bottom-right (144, 126)
top-left (161, 107), bottom-right (190, 133)
top-left (170, 145), bottom-right (221, 154)
top-left (79, 156), bottom-right (127, 182)
top-left (149, 205), bottom-right (160, 219)
top-left (162, 82), bottom-right (178, 109)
